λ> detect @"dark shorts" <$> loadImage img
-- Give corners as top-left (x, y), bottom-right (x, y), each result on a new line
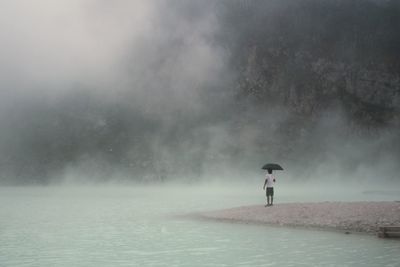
top-left (266, 187), bottom-right (274, 197)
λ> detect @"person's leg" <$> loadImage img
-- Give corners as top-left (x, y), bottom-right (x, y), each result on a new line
top-left (266, 188), bottom-right (272, 206)
top-left (265, 190), bottom-right (268, 206)
top-left (270, 188), bottom-right (274, 206)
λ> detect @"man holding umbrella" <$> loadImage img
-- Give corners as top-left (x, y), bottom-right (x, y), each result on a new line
top-left (262, 163), bottom-right (283, 207)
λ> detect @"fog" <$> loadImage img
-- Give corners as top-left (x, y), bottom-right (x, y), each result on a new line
top-left (0, 0), bottom-right (399, 190)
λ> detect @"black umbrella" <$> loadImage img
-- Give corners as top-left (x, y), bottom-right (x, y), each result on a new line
top-left (262, 163), bottom-right (283, 170)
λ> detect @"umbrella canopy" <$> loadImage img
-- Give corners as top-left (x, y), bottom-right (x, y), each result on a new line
top-left (262, 163), bottom-right (283, 170)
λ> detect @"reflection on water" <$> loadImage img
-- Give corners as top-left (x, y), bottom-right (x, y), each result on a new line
top-left (0, 185), bottom-right (399, 267)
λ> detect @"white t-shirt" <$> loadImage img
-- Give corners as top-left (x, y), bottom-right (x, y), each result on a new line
top-left (265, 174), bottom-right (275, 188)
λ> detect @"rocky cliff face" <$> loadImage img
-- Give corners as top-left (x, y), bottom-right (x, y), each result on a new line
top-left (213, 0), bottom-right (400, 180)
top-left (237, 46), bottom-right (400, 129)
top-left (219, 0), bottom-right (400, 128)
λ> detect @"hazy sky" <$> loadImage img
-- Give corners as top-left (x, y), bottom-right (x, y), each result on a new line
top-left (0, 1), bottom-right (225, 102)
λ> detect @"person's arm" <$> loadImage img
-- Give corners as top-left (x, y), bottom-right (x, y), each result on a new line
top-left (263, 179), bottom-right (267, 190)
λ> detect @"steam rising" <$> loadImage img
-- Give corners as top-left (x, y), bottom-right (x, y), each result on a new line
top-left (0, 0), bottom-right (399, 186)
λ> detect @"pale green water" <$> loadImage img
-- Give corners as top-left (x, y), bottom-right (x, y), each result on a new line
top-left (0, 185), bottom-right (399, 267)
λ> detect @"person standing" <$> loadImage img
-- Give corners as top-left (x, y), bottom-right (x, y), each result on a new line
top-left (263, 169), bottom-right (276, 206)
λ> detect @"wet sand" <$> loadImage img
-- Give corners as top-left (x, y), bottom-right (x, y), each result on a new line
top-left (197, 202), bottom-right (400, 234)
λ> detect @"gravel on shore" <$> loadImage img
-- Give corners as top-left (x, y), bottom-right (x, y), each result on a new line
top-left (197, 202), bottom-right (400, 234)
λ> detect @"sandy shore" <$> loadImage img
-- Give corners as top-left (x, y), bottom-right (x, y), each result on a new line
top-left (196, 202), bottom-right (400, 234)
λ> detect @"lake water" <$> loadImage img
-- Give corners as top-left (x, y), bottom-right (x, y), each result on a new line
top-left (0, 185), bottom-right (399, 267)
